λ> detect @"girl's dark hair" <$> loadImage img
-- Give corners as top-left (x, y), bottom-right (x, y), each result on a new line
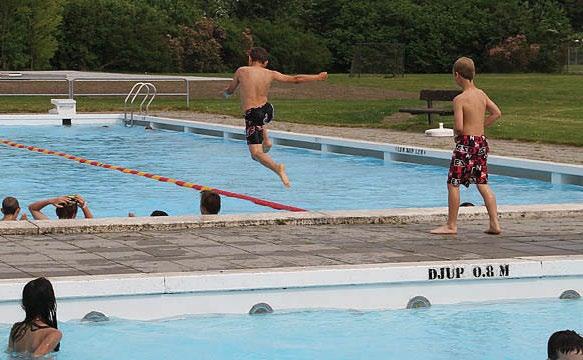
top-left (10, 278), bottom-right (60, 351)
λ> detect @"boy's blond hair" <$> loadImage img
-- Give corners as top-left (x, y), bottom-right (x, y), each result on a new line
top-left (453, 57), bottom-right (475, 81)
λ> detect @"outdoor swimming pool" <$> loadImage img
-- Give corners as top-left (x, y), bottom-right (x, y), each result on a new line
top-left (0, 298), bottom-right (580, 359)
top-left (1, 122), bottom-right (582, 217)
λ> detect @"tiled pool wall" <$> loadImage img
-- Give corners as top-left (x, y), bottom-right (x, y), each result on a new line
top-left (137, 115), bottom-right (583, 186)
top-left (1, 257), bottom-right (583, 321)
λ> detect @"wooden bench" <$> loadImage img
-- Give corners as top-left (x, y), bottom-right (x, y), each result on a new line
top-left (399, 89), bottom-right (461, 124)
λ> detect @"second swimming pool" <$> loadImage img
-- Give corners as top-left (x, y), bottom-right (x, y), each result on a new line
top-left (0, 298), bottom-right (581, 360)
top-left (0, 122), bottom-right (581, 217)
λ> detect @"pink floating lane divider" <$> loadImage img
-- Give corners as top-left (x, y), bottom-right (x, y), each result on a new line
top-left (0, 138), bottom-right (307, 212)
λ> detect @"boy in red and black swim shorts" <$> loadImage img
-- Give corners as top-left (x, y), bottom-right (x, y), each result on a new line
top-left (244, 102), bottom-right (274, 145)
top-left (431, 57), bottom-right (502, 235)
top-left (448, 135), bottom-right (489, 187)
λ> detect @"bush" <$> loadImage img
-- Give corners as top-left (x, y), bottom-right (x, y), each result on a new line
top-left (54, 0), bottom-right (175, 72)
top-left (250, 20), bottom-right (331, 73)
top-left (168, 18), bottom-right (226, 72)
top-left (486, 35), bottom-right (541, 72)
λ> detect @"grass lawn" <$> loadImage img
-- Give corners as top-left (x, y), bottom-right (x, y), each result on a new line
top-left (329, 73), bottom-right (583, 146)
top-left (0, 73), bottom-right (581, 146)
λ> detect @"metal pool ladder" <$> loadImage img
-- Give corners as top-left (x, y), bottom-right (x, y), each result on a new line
top-left (123, 82), bottom-right (157, 127)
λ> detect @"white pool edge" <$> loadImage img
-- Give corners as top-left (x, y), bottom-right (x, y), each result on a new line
top-left (1, 256), bottom-right (583, 321)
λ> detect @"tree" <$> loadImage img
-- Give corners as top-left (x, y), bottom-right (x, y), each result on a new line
top-left (0, 0), bottom-right (28, 70)
top-left (0, 0), bottom-right (63, 70)
top-left (168, 18), bottom-right (226, 72)
top-left (24, 0), bottom-right (63, 70)
top-left (250, 20), bottom-right (331, 73)
top-left (54, 0), bottom-right (175, 72)
top-left (557, 0), bottom-right (583, 31)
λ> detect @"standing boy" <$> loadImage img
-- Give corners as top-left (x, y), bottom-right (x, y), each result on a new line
top-left (431, 57), bottom-right (502, 235)
top-left (223, 47), bottom-right (328, 188)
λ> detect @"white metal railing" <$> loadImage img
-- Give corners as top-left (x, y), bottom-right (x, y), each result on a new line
top-left (0, 76), bottom-right (190, 107)
top-left (123, 82), bottom-right (157, 127)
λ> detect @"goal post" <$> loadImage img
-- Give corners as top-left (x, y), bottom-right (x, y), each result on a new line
top-left (350, 43), bottom-right (405, 77)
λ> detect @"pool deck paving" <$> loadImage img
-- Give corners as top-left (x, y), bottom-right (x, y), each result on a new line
top-left (0, 213), bottom-right (581, 280)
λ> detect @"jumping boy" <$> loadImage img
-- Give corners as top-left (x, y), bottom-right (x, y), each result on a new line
top-left (223, 47), bottom-right (328, 188)
top-left (431, 57), bottom-right (502, 235)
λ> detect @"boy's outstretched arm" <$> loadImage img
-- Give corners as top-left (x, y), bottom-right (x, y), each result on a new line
top-left (223, 69), bottom-right (240, 96)
top-left (452, 97), bottom-right (464, 136)
top-left (484, 96), bottom-right (502, 127)
top-left (272, 71), bottom-right (328, 84)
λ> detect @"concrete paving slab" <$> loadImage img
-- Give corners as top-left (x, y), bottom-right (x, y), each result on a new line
top-left (0, 215), bottom-right (580, 279)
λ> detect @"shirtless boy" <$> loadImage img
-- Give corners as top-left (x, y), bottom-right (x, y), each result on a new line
top-left (223, 47), bottom-right (328, 187)
top-left (431, 57), bottom-right (502, 235)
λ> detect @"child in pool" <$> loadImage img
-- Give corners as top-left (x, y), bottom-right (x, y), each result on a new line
top-left (8, 277), bottom-right (62, 357)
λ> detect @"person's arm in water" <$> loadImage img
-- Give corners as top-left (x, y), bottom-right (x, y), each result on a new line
top-left (272, 71), bottom-right (328, 84)
top-left (223, 69), bottom-right (240, 97)
top-left (452, 96), bottom-right (464, 136)
top-left (484, 94), bottom-right (502, 127)
top-left (74, 195), bottom-right (93, 219)
top-left (33, 328), bottom-right (62, 357)
top-left (28, 197), bottom-right (70, 220)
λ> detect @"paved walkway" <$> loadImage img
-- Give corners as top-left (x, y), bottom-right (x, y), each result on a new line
top-left (0, 216), bottom-right (581, 279)
top-left (154, 112), bottom-right (583, 165)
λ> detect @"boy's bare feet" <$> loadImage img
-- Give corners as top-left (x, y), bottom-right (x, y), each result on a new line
top-left (430, 224), bottom-right (457, 235)
top-left (277, 164), bottom-right (290, 188)
top-left (485, 225), bottom-right (502, 235)
top-left (263, 140), bottom-right (272, 153)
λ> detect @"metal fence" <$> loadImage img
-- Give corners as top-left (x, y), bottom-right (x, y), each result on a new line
top-left (0, 73), bottom-right (197, 107)
top-left (565, 44), bottom-right (583, 74)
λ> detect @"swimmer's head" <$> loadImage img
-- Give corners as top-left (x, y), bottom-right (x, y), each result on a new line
top-left (55, 197), bottom-right (78, 219)
top-left (1, 197), bottom-right (20, 216)
top-left (248, 47), bottom-right (269, 66)
top-left (453, 57), bottom-right (475, 82)
top-left (150, 210), bottom-right (168, 217)
top-left (548, 330), bottom-right (583, 360)
top-left (200, 190), bottom-right (221, 215)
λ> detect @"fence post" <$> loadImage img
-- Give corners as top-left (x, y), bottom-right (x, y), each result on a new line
top-left (185, 79), bottom-right (190, 108)
top-left (68, 79), bottom-right (74, 99)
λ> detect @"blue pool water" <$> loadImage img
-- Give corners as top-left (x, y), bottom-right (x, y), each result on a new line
top-left (0, 298), bottom-right (582, 359)
top-left (0, 124), bottom-right (581, 217)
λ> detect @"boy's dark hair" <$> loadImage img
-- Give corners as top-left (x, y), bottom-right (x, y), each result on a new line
top-left (453, 57), bottom-right (475, 81)
top-left (200, 190), bottom-right (221, 215)
top-left (548, 330), bottom-right (583, 360)
top-left (56, 203), bottom-right (77, 219)
top-left (249, 47), bottom-right (269, 64)
top-left (2, 197), bottom-right (19, 215)
top-left (150, 210), bottom-right (168, 217)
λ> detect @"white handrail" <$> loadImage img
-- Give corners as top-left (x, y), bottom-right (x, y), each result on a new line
top-left (123, 82), bottom-right (157, 127)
